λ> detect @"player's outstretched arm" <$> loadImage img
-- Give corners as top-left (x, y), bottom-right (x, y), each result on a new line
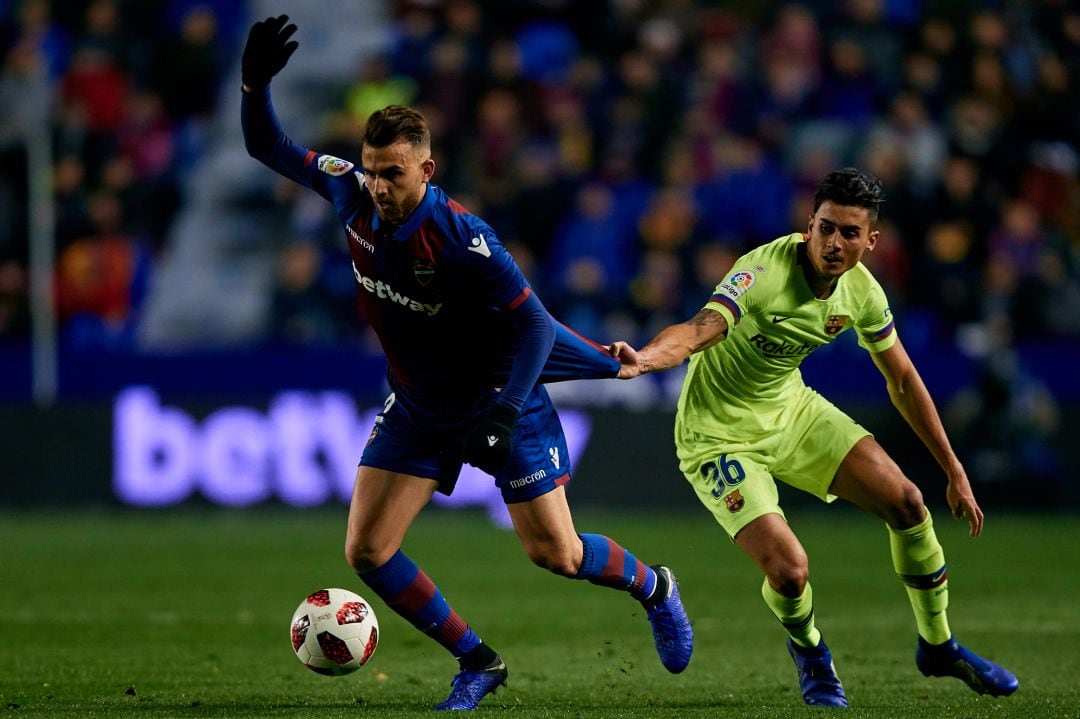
top-left (609, 309), bottom-right (728, 379)
top-left (241, 15), bottom-right (299, 92)
top-left (870, 338), bottom-right (984, 537)
top-left (240, 17), bottom-right (331, 194)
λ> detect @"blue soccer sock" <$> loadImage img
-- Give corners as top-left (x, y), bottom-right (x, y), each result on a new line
top-left (357, 549), bottom-right (482, 660)
top-left (574, 533), bottom-right (658, 602)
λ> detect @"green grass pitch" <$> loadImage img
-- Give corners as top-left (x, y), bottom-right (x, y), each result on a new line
top-left (1, 506), bottom-right (1078, 718)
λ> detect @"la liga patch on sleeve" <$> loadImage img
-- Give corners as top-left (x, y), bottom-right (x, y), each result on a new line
top-left (717, 270), bottom-right (756, 300)
top-left (317, 155), bottom-right (355, 176)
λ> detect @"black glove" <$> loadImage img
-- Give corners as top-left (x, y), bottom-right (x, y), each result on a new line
top-left (241, 14), bottom-right (299, 89)
top-left (463, 402), bottom-right (519, 475)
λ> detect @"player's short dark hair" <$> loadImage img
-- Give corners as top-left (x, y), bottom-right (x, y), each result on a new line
top-left (363, 105), bottom-right (430, 150)
top-left (812, 168), bottom-right (885, 222)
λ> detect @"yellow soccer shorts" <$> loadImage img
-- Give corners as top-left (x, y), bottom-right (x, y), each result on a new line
top-left (675, 385), bottom-right (871, 539)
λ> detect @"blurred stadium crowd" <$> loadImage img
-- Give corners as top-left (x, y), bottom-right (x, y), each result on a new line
top-left (0, 0), bottom-right (1077, 357)
top-left (0, 0), bottom-right (249, 346)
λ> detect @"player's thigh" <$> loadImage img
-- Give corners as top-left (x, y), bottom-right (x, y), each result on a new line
top-left (346, 465), bottom-right (437, 567)
top-left (678, 433), bottom-right (782, 540)
top-left (829, 435), bottom-right (925, 528)
top-left (774, 388), bottom-right (871, 501)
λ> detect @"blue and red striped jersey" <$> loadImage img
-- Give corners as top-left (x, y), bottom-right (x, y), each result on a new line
top-left (242, 87), bottom-right (618, 404)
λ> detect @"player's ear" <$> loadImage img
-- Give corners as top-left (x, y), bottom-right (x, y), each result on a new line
top-left (420, 156), bottom-right (435, 182)
top-left (866, 229), bottom-right (879, 251)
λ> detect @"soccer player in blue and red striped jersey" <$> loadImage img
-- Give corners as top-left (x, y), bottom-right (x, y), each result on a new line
top-left (240, 16), bottom-right (692, 710)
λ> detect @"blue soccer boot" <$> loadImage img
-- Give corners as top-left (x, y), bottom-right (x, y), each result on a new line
top-left (916, 636), bottom-right (1018, 697)
top-left (787, 637), bottom-right (848, 707)
top-left (645, 565), bottom-right (694, 673)
top-left (434, 657), bottom-right (508, 711)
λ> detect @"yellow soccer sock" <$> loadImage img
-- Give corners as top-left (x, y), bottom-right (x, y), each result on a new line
top-left (762, 578), bottom-right (822, 648)
top-left (888, 510), bottom-right (951, 645)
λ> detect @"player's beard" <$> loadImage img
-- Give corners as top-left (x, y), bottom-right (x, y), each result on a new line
top-left (375, 188), bottom-right (423, 225)
top-left (375, 201), bottom-right (402, 224)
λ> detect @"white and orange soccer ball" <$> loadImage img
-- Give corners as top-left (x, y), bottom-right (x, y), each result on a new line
top-left (290, 588), bottom-right (379, 675)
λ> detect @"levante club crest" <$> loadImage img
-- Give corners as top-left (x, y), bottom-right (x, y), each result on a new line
top-left (412, 260), bottom-right (436, 286)
top-left (724, 489), bottom-right (745, 513)
top-left (824, 315), bottom-right (849, 335)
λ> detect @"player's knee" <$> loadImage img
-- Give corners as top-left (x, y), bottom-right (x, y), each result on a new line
top-left (762, 548), bottom-right (809, 596)
top-left (770, 563), bottom-right (809, 597)
top-left (886, 481), bottom-right (926, 529)
top-left (345, 539), bottom-right (395, 574)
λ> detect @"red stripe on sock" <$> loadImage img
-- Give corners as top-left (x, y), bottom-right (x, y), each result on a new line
top-left (633, 562), bottom-right (647, 594)
top-left (394, 570), bottom-right (437, 614)
top-left (601, 537), bottom-right (624, 583)
top-left (435, 611), bottom-right (469, 645)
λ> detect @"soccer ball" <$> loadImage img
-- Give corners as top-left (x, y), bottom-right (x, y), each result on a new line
top-left (290, 587), bottom-right (379, 675)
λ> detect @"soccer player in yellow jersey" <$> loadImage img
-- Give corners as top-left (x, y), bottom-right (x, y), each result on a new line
top-left (609, 169), bottom-right (1018, 707)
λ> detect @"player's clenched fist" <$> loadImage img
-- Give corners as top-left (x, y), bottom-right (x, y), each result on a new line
top-left (609, 341), bottom-right (644, 379)
top-left (463, 402), bottom-right (519, 475)
top-left (242, 14), bottom-right (299, 89)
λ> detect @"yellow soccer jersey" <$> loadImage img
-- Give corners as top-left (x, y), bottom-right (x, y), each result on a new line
top-left (677, 232), bottom-right (897, 440)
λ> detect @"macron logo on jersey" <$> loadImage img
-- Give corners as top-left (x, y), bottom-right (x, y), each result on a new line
top-left (346, 224), bottom-right (374, 253)
top-left (468, 234), bottom-right (491, 258)
top-left (351, 261), bottom-right (443, 316)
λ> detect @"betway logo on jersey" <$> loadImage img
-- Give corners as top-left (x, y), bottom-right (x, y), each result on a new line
top-left (749, 333), bottom-right (819, 357)
top-left (352, 261), bottom-right (443, 316)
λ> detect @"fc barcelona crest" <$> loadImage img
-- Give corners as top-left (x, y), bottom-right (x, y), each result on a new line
top-left (412, 259), bottom-right (436, 286)
top-left (724, 489), bottom-right (745, 513)
top-left (824, 315), bottom-right (848, 335)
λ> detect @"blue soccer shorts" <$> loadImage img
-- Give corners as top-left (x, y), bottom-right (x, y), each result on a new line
top-left (359, 384), bottom-right (571, 504)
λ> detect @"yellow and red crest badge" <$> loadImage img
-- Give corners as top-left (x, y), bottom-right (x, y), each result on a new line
top-left (724, 489), bottom-right (745, 513)
top-left (824, 315), bottom-right (849, 335)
